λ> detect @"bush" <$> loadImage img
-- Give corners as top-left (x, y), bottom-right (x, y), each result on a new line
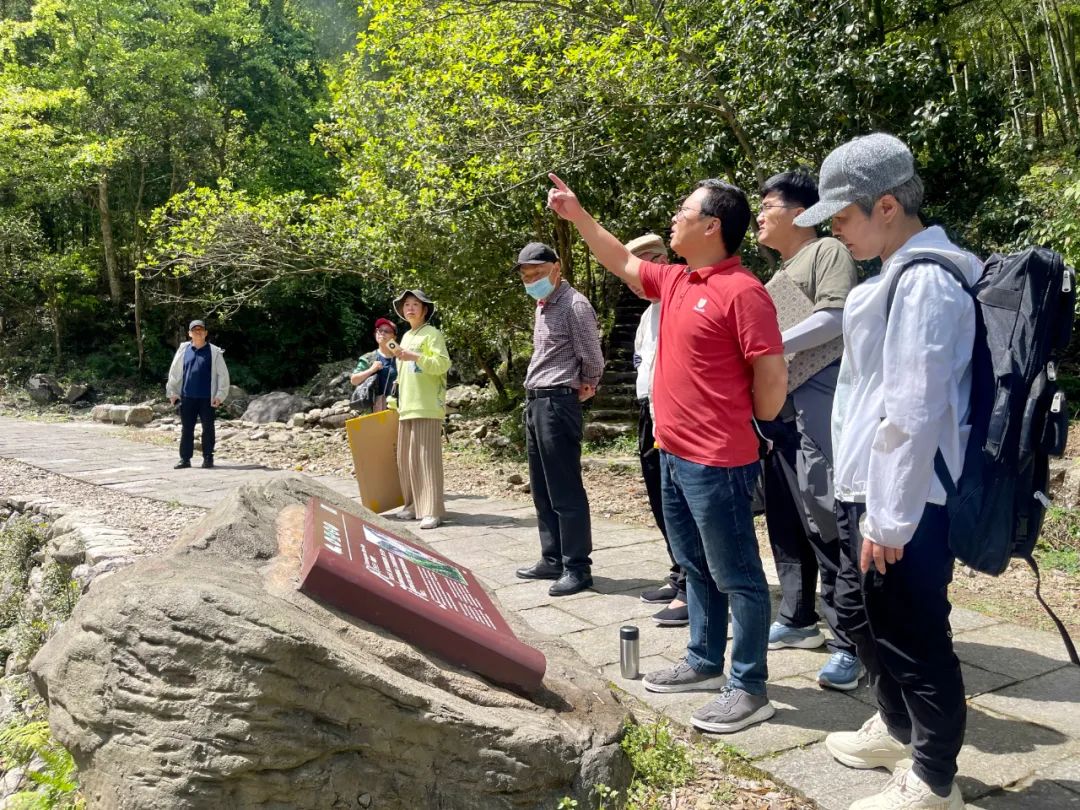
top-left (0, 518), bottom-right (47, 630)
top-left (0, 719), bottom-right (83, 809)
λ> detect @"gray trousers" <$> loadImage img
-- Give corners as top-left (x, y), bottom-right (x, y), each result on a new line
top-left (763, 361), bottom-right (856, 655)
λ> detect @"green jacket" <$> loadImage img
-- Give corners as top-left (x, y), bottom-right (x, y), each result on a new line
top-left (395, 323), bottom-right (451, 420)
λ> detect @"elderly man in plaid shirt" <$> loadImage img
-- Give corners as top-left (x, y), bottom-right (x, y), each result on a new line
top-left (513, 242), bottom-right (606, 597)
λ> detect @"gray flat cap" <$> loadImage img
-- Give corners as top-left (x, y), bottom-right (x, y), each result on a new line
top-left (794, 133), bottom-right (915, 226)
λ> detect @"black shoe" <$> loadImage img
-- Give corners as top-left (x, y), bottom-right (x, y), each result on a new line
top-left (201, 457), bottom-right (214, 468)
top-left (174, 460), bottom-right (191, 469)
top-left (653, 603), bottom-right (690, 626)
top-left (549, 570), bottom-right (593, 597)
top-left (515, 560), bottom-right (563, 580)
top-left (640, 582), bottom-right (679, 604)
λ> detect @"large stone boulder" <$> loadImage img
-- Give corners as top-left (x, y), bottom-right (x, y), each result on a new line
top-left (444, 384), bottom-right (496, 412)
top-left (220, 384), bottom-right (250, 419)
top-left (306, 359), bottom-right (357, 408)
top-left (26, 374), bottom-right (63, 405)
top-left (30, 476), bottom-right (631, 810)
top-left (241, 391), bottom-right (314, 424)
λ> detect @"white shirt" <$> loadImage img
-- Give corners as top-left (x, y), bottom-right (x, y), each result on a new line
top-left (634, 302), bottom-right (660, 401)
top-left (831, 226), bottom-right (982, 548)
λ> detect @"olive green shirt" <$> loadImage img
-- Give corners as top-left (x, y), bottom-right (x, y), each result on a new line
top-left (783, 236), bottom-right (858, 311)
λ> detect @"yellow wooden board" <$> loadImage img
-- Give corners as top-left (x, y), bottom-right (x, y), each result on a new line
top-left (345, 410), bottom-right (403, 514)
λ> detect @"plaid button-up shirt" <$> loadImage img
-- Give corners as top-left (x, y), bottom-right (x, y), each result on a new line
top-left (524, 280), bottom-right (605, 390)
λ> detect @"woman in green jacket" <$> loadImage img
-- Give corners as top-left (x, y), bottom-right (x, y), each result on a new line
top-left (390, 289), bottom-right (451, 529)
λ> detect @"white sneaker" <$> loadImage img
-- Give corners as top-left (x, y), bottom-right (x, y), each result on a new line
top-left (849, 768), bottom-right (963, 809)
top-left (826, 713), bottom-right (913, 770)
top-left (419, 516), bottom-right (442, 529)
top-left (394, 508), bottom-right (416, 521)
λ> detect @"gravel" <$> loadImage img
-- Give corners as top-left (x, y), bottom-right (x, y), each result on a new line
top-left (0, 458), bottom-right (204, 554)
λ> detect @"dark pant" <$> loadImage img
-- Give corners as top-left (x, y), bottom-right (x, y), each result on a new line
top-left (179, 397), bottom-right (215, 462)
top-left (525, 391), bottom-right (592, 571)
top-left (834, 501), bottom-right (966, 792)
top-left (638, 399), bottom-right (685, 597)
top-left (661, 452), bottom-right (770, 695)
top-left (761, 416), bottom-right (854, 655)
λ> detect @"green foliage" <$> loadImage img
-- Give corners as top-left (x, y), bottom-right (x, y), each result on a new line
top-left (621, 719), bottom-right (695, 802)
top-left (0, 518), bottom-right (47, 629)
top-left (2, 0), bottom-right (1079, 392)
top-left (1038, 506), bottom-right (1080, 574)
top-left (1016, 157), bottom-right (1080, 271)
top-left (583, 432), bottom-right (639, 457)
top-left (0, 720), bottom-right (83, 809)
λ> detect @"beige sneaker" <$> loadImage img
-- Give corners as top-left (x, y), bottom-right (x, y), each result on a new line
top-left (826, 713), bottom-right (913, 770)
top-left (849, 768), bottom-right (963, 809)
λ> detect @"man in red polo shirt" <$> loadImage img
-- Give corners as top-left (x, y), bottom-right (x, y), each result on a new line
top-left (547, 173), bottom-right (787, 733)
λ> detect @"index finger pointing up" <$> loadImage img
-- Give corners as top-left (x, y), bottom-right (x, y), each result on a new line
top-left (548, 173), bottom-right (570, 191)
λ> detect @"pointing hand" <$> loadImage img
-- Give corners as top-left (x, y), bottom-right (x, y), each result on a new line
top-left (547, 173), bottom-right (584, 221)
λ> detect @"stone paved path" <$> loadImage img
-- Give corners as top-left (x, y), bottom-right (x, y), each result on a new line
top-left (2, 416), bottom-right (1078, 809)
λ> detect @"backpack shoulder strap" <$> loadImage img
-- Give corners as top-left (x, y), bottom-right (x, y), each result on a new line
top-left (885, 252), bottom-right (972, 322)
top-left (1024, 555), bottom-right (1080, 665)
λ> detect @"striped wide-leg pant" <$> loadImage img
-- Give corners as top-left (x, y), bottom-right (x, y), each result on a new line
top-left (396, 417), bottom-right (445, 519)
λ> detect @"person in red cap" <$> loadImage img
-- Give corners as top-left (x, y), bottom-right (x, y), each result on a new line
top-left (350, 317), bottom-right (399, 413)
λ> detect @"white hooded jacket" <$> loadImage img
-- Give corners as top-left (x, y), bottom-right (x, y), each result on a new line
top-left (166, 342), bottom-right (231, 402)
top-left (831, 226), bottom-right (982, 548)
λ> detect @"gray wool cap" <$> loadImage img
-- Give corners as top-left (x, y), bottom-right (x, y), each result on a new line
top-left (795, 133), bottom-right (915, 226)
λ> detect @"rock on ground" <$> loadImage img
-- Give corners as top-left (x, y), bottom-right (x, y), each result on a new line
top-left (241, 392), bottom-right (314, 424)
top-left (26, 374), bottom-right (63, 405)
top-left (30, 475), bottom-right (631, 810)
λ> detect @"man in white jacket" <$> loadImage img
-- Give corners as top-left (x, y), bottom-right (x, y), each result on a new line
top-left (795, 134), bottom-right (979, 810)
top-left (166, 320), bottom-right (231, 469)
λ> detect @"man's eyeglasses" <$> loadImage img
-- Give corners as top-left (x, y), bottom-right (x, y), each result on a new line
top-left (673, 205), bottom-right (714, 221)
top-left (759, 203), bottom-right (798, 212)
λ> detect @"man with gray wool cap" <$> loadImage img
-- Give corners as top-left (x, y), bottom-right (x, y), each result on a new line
top-left (798, 132), bottom-right (981, 810)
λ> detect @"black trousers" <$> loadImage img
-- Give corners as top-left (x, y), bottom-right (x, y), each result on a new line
top-left (638, 398), bottom-right (685, 596)
top-left (179, 396), bottom-right (215, 462)
top-left (834, 501), bottom-right (966, 792)
top-left (525, 391), bottom-right (592, 571)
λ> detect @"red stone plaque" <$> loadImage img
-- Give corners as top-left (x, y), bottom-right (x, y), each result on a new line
top-left (299, 497), bottom-right (547, 692)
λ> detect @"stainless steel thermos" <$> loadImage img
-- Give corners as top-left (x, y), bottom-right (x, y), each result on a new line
top-left (620, 625), bottom-right (640, 679)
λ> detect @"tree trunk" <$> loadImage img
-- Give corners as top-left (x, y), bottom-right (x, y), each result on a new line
top-left (50, 302), bottom-right (62, 364)
top-left (133, 162), bottom-right (147, 372)
top-left (1043, 0), bottom-right (1079, 133)
top-left (1020, 9), bottom-right (1048, 142)
top-left (98, 172), bottom-right (122, 303)
top-left (473, 345), bottom-right (508, 400)
top-left (553, 218), bottom-right (574, 284)
top-left (1040, 0), bottom-right (1074, 139)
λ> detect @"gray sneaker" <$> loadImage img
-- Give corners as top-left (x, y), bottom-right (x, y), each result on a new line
top-left (690, 686), bottom-right (775, 733)
top-left (642, 659), bottom-right (727, 694)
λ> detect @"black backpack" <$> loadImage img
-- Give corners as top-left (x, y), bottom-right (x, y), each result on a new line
top-left (350, 373), bottom-right (379, 412)
top-left (887, 247), bottom-right (1078, 664)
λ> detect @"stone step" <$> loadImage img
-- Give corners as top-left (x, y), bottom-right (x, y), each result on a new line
top-left (583, 421), bottom-right (635, 442)
top-left (588, 409), bottom-right (636, 422)
top-left (591, 399), bottom-right (636, 414)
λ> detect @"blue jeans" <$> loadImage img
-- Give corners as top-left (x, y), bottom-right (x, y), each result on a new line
top-left (660, 451), bottom-right (771, 695)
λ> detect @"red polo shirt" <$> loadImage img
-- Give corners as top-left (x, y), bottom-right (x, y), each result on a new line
top-left (639, 257), bottom-right (783, 467)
